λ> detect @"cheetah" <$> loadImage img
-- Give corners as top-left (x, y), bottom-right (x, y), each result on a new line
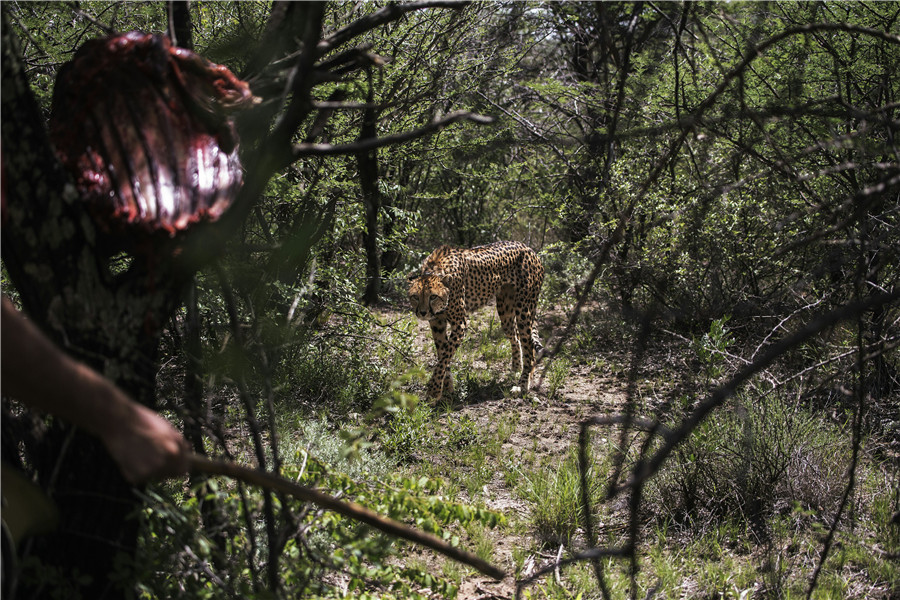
top-left (408, 241), bottom-right (544, 400)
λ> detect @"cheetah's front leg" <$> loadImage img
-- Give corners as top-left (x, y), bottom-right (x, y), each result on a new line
top-left (425, 317), bottom-right (450, 399)
top-left (425, 316), bottom-right (466, 400)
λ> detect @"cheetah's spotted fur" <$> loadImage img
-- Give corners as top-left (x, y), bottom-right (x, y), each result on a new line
top-left (408, 241), bottom-right (544, 400)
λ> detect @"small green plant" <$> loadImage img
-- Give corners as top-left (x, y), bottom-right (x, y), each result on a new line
top-left (694, 315), bottom-right (733, 384)
top-left (545, 356), bottom-right (572, 398)
top-left (341, 368), bottom-right (424, 460)
top-left (379, 401), bottom-right (435, 461)
top-left (478, 413), bottom-right (517, 459)
top-left (465, 520), bottom-right (497, 565)
top-left (515, 446), bottom-right (605, 548)
top-left (495, 412), bottom-right (519, 445)
top-left (445, 413), bottom-right (480, 449)
top-left (458, 443), bottom-right (495, 499)
top-left (440, 557), bottom-right (465, 589)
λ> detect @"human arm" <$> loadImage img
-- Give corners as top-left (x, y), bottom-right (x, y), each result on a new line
top-left (1, 296), bottom-right (189, 483)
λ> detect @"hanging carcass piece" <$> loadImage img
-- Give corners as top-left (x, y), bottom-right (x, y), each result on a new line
top-left (48, 31), bottom-right (257, 247)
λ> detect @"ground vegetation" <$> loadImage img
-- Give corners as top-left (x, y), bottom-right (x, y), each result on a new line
top-left (2, 2), bottom-right (897, 598)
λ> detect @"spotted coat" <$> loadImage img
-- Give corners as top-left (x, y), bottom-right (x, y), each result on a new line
top-left (408, 241), bottom-right (544, 400)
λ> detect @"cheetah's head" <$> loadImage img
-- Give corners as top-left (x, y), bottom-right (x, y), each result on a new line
top-left (408, 270), bottom-right (449, 320)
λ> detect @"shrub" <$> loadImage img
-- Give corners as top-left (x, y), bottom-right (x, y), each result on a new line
top-left (131, 422), bottom-right (503, 599)
top-left (379, 401), bottom-right (436, 462)
top-left (646, 391), bottom-right (853, 539)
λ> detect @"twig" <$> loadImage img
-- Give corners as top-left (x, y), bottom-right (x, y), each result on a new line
top-left (778, 333), bottom-right (900, 387)
top-left (316, 1), bottom-right (469, 56)
top-left (514, 546), bottom-right (630, 599)
top-left (188, 454), bottom-right (506, 581)
top-left (582, 415), bottom-right (676, 442)
top-left (554, 544), bottom-right (563, 585)
top-left (66, 2), bottom-right (116, 35)
top-left (806, 213), bottom-right (875, 599)
top-left (751, 298), bottom-right (826, 361)
top-left (215, 264), bottom-right (281, 591)
top-left (292, 111), bottom-right (494, 157)
top-left (182, 544), bottom-right (234, 597)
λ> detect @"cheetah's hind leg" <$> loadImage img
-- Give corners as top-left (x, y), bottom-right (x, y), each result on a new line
top-left (497, 284), bottom-right (523, 375)
top-left (510, 309), bottom-right (539, 396)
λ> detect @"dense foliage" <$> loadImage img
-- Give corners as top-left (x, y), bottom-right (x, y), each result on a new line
top-left (2, 1), bottom-right (897, 598)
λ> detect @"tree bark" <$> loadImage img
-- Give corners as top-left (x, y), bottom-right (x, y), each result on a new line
top-left (168, 0), bottom-right (193, 50)
top-left (357, 69), bottom-right (383, 306)
top-left (1, 14), bottom-right (188, 598)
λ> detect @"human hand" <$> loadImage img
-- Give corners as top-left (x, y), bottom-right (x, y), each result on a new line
top-left (100, 400), bottom-right (190, 484)
top-left (2, 296), bottom-right (190, 484)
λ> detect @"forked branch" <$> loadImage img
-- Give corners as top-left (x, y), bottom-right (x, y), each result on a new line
top-left (292, 110), bottom-right (494, 157)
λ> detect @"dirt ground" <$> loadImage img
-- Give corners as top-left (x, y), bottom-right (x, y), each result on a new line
top-left (375, 297), bottom-right (900, 600)
top-left (394, 303), bottom-right (631, 600)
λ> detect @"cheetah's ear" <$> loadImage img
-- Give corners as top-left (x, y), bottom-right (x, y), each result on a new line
top-left (407, 271), bottom-right (420, 281)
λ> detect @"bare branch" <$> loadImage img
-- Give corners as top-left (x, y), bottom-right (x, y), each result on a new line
top-left (514, 547), bottom-right (630, 600)
top-left (317, 1), bottom-right (469, 56)
top-left (611, 288), bottom-right (900, 499)
top-left (189, 454), bottom-right (506, 581)
top-left (292, 110), bottom-right (494, 157)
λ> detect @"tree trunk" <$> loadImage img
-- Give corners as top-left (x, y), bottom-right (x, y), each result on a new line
top-left (168, 0), bottom-right (193, 50)
top-left (1, 17), bottom-right (189, 598)
top-left (357, 70), bottom-right (382, 306)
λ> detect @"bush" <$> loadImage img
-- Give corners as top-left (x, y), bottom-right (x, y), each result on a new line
top-left (284, 342), bottom-right (385, 415)
top-left (646, 391), bottom-right (853, 539)
top-left (131, 420), bottom-right (503, 599)
top-left (379, 401), bottom-right (436, 462)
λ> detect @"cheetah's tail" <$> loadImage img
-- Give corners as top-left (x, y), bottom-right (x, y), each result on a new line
top-left (532, 326), bottom-right (545, 362)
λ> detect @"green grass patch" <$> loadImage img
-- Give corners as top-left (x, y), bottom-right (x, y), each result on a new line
top-left (514, 445), bottom-right (605, 549)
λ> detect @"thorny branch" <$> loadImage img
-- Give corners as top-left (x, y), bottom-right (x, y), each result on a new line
top-left (521, 18), bottom-right (899, 599)
top-left (182, 1), bottom-right (492, 271)
top-left (317, 1), bottom-right (469, 56)
top-left (292, 111), bottom-right (494, 157)
top-left (616, 289), bottom-right (898, 499)
top-left (515, 547), bottom-right (630, 600)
